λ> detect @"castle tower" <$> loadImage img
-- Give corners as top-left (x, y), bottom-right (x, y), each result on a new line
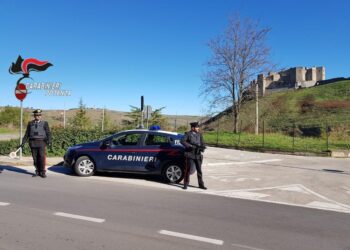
top-left (295, 67), bottom-right (306, 83)
top-left (316, 67), bottom-right (326, 81)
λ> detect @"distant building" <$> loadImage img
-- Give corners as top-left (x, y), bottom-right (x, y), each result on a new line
top-left (253, 66), bottom-right (326, 96)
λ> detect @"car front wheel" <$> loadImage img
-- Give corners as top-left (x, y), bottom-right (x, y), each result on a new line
top-left (74, 156), bottom-right (95, 177)
top-left (162, 163), bottom-right (184, 183)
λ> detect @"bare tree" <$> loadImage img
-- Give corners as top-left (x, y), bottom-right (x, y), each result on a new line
top-left (202, 15), bottom-right (272, 132)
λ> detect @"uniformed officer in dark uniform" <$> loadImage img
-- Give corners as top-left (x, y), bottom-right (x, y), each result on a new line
top-left (181, 122), bottom-right (207, 190)
top-left (21, 109), bottom-right (52, 178)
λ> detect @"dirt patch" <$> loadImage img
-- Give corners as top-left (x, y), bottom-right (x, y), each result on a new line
top-left (316, 100), bottom-right (350, 110)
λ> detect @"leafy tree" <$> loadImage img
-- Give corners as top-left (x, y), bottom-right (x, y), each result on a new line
top-left (122, 106), bottom-right (142, 129)
top-left (148, 107), bottom-right (169, 130)
top-left (122, 106), bottom-right (169, 130)
top-left (70, 99), bottom-right (91, 130)
top-left (202, 15), bottom-right (272, 132)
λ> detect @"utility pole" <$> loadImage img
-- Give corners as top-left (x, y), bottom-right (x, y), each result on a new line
top-left (255, 81), bottom-right (259, 135)
top-left (101, 107), bottom-right (105, 132)
top-left (63, 109), bottom-right (66, 128)
top-left (63, 102), bottom-right (66, 128)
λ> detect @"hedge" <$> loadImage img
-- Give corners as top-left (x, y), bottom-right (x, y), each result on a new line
top-left (0, 128), bottom-right (117, 157)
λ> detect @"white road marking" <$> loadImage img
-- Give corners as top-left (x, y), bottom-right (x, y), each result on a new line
top-left (202, 184), bottom-right (350, 214)
top-left (231, 243), bottom-right (266, 250)
top-left (209, 175), bottom-right (236, 179)
top-left (276, 185), bottom-right (310, 194)
top-left (159, 230), bottom-right (223, 245)
top-left (208, 173), bottom-right (237, 176)
top-left (54, 212), bottom-right (105, 223)
top-left (298, 185), bottom-right (350, 210)
top-left (207, 159), bottom-right (282, 166)
top-left (306, 201), bottom-right (349, 211)
top-left (343, 186), bottom-right (350, 194)
top-left (0, 202), bottom-right (10, 206)
top-left (235, 178), bottom-right (261, 182)
top-left (220, 178), bottom-right (230, 183)
top-left (211, 191), bottom-right (270, 199)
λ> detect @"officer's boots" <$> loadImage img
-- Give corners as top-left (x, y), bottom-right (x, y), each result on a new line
top-left (32, 170), bottom-right (39, 177)
top-left (41, 170), bottom-right (47, 178)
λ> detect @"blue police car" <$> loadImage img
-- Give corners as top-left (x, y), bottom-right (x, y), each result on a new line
top-left (64, 128), bottom-right (186, 183)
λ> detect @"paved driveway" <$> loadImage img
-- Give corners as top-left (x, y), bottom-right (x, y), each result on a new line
top-left (200, 147), bottom-right (350, 213)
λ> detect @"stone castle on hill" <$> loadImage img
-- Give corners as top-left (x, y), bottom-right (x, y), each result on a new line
top-left (253, 66), bottom-right (326, 96)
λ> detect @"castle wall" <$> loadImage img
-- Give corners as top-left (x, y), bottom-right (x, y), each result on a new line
top-left (257, 66), bottom-right (326, 96)
top-left (306, 67), bottom-right (316, 81)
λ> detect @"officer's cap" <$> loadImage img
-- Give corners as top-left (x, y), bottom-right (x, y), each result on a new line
top-left (33, 109), bottom-right (42, 115)
top-left (190, 122), bottom-right (199, 128)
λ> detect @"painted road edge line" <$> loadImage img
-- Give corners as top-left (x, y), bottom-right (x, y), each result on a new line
top-left (159, 230), bottom-right (224, 245)
top-left (207, 159), bottom-right (282, 166)
top-left (0, 202), bottom-right (10, 206)
top-left (54, 212), bottom-right (105, 223)
top-left (231, 243), bottom-right (266, 250)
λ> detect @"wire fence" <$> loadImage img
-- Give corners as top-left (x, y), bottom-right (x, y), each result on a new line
top-left (203, 120), bottom-right (350, 155)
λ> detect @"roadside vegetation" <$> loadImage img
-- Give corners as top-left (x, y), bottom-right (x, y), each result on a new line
top-left (0, 81), bottom-right (349, 156)
top-left (0, 100), bottom-right (189, 157)
top-left (203, 80), bottom-right (350, 155)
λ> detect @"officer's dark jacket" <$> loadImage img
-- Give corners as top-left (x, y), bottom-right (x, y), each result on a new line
top-left (181, 130), bottom-right (205, 159)
top-left (22, 120), bottom-right (51, 147)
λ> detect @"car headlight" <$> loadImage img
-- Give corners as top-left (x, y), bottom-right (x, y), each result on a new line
top-left (68, 145), bottom-right (82, 151)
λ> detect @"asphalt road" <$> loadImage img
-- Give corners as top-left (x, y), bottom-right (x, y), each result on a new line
top-left (1, 151), bottom-right (350, 250)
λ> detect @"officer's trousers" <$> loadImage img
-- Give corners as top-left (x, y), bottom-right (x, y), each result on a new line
top-left (30, 145), bottom-right (46, 173)
top-left (184, 157), bottom-right (205, 187)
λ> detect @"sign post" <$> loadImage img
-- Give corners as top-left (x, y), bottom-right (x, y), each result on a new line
top-left (145, 105), bottom-right (152, 129)
top-left (15, 83), bottom-right (27, 159)
top-left (140, 96), bottom-right (144, 129)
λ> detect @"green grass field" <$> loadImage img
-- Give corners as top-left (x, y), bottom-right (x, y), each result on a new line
top-left (203, 131), bottom-right (350, 154)
top-left (0, 127), bottom-right (17, 134)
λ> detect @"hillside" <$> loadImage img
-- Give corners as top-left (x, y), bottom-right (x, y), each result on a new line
top-left (0, 106), bottom-right (200, 131)
top-left (204, 80), bottom-right (350, 132)
top-left (48, 109), bottom-right (200, 130)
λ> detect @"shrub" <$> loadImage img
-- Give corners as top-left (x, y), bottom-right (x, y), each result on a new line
top-left (0, 128), bottom-right (117, 157)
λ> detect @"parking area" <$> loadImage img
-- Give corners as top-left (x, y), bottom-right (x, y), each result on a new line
top-left (200, 147), bottom-right (350, 213)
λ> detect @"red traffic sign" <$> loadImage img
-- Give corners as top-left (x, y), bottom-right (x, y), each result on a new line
top-left (15, 83), bottom-right (27, 101)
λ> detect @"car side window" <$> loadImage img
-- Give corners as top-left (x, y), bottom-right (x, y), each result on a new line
top-left (112, 133), bottom-right (142, 146)
top-left (145, 134), bottom-right (170, 146)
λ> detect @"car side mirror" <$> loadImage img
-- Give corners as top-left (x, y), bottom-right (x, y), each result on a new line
top-left (101, 140), bottom-right (111, 148)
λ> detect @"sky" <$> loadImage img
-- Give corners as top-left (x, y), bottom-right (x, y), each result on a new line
top-left (0, 0), bottom-right (349, 116)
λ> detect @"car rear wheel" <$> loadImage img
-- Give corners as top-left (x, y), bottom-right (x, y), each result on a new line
top-left (162, 163), bottom-right (184, 183)
top-left (74, 156), bottom-right (95, 177)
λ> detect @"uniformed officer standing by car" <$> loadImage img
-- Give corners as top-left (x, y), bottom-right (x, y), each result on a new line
top-left (21, 109), bottom-right (52, 178)
top-left (181, 122), bottom-right (207, 190)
